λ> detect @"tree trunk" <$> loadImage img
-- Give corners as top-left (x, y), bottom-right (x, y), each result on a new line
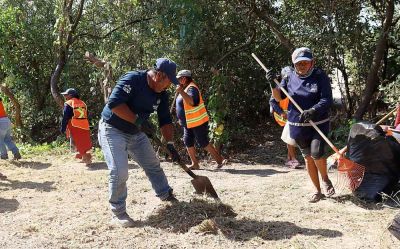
top-left (354, 0), bottom-right (394, 120)
top-left (51, 55), bottom-right (67, 108)
top-left (50, 0), bottom-right (85, 108)
top-left (0, 84), bottom-right (23, 128)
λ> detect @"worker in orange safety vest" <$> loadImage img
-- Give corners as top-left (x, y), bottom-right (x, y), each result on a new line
top-left (0, 97), bottom-right (21, 161)
top-left (60, 88), bottom-right (92, 164)
top-left (175, 70), bottom-right (227, 170)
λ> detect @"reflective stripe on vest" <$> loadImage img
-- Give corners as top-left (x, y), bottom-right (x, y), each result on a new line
top-left (183, 82), bottom-right (209, 128)
top-left (273, 111), bottom-right (287, 127)
top-left (0, 101), bottom-right (7, 118)
top-left (65, 98), bottom-right (90, 130)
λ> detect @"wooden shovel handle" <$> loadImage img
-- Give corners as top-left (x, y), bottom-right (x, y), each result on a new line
top-left (151, 135), bottom-right (197, 179)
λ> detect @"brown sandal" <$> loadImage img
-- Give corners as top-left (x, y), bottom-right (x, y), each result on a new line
top-left (323, 179), bottom-right (335, 197)
top-left (309, 192), bottom-right (325, 203)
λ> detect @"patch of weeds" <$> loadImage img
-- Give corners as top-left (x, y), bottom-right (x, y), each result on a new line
top-left (92, 147), bottom-right (104, 161)
top-left (18, 140), bottom-right (70, 158)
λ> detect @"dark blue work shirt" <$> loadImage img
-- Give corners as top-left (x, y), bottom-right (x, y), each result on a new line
top-left (280, 68), bottom-right (333, 139)
top-left (101, 70), bottom-right (172, 134)
top-left (175, 86), bottom-right (200, 127)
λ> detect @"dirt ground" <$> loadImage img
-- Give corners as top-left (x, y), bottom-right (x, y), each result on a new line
top-left (1, 131), bottom-right (400, 249)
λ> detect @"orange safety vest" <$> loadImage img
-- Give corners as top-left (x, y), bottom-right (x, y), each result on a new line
top-left (273, 98), bottom-right (289, 127)
top-left (0, 101), bottom-right (7, 118)
top-left (183, 82), bottom-right (209, 128)
top-left (65, 98), bottom-right (90, 130)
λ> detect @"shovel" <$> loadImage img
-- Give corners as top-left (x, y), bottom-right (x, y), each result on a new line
top-left (252, 53), bottom-right (365, 191)
top-left (151, 135), bottom-right (219, 199)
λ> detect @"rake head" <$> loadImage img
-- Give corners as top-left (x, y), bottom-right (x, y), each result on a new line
top-left (335, 156), bottom-right (365, 192)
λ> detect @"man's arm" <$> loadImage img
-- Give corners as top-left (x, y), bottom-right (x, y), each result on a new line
top-left (160, 123), bottom-right (174, 142)
top-left (60, 105), bottom-right (73, 133)
top-left (111, 103), bottom-right (139, 124)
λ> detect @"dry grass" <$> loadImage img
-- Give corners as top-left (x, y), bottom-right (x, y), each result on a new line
top-left (1, 142), bottom-right (400, 248)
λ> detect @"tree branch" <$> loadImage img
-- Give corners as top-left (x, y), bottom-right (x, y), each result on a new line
top-left (212, 29), bottom-right (256, 69)
top-left (75, 17), bottom-right (153, 40)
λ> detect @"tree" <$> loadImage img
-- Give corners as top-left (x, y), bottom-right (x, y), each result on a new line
top-left (354, 0), bottom-right (395, 120)
top-left (50, 0), bottom-right (85, 108)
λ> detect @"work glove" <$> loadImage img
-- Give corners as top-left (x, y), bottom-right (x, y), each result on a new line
top-left (265, 70), bottom-right (278, 89)
top-left (299, 108), bottom-right (317, 122)
top-left (166, 143), bottom-right (181, 162)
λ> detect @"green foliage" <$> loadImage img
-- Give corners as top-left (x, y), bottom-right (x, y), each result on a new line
top-left (0, 0), bottom-right (399, 150)
top-left (329, 118), bottom-right (357, 148)
top-left (17, 137), bottom-right (70, 158)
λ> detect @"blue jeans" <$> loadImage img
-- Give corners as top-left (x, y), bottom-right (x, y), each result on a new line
top-left (98, 119), bottom-right (172, 215)
top-left (0, 117), bottom-right (19, 158)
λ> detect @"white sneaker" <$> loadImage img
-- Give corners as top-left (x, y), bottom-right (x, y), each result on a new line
top-left (111, 212), bottom-right (135, 228)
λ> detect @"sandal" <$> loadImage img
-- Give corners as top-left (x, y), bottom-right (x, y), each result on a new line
top-left (323, 179), bottom-right (335, 197)
top-left (216, 159), bottom-right (228, 169)
top-left (288, 160), bottom-right (302, 169)
top-left (309, 192), bottom-right (325, 203)
top-left (189, 165), bottom-right (200, 170)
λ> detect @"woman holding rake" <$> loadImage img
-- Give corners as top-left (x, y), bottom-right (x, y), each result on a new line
top-left (268, 47), bottom-right (335, 203)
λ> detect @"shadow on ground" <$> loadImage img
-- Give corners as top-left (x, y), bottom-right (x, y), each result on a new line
top-left (141, 198), bottom-right (342, 241)
top-left (332, 194), bottom-right (387, 210)
top-left (0, 198), bottom-right (19, 213)
top-left (217, 168), bottom-right (289, 177)
top-left (0, 178), bottom-right (56, 192)
top-left (86, 162), bottom-right (140, 171)
top-left (9, 160), bottom-right (51, 170)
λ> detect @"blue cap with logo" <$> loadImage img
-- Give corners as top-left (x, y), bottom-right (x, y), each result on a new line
top-left (154, 58), bottom-right (179, 85)
top-left (292, 47), bottom-right (313, 64)
top-left (61, 88), bottom-right (78, 97)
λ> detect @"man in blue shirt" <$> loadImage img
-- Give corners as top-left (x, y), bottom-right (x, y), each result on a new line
top-left (98, 58), bottom-right (181, 227)
top-left (269, 48), bottom-right (335, 203)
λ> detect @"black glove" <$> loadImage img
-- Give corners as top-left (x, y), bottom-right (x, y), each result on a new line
top-left (299, 108), bottom-right (317, 122)
top-left (166, 143), bottom-right (181, 162)
top-left (265, 70), bottom-right (277, 89)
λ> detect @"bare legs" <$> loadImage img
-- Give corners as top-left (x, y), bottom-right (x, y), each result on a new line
top-left (304, 156), bottom-right (334, 202)
top-left (187, 143), bottom-right (225, 169)
top-left (287, 144), bottom-right (297, 161)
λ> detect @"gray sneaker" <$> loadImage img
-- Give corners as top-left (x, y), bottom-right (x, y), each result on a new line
top-left (111, 212), bottom-right (135, 228)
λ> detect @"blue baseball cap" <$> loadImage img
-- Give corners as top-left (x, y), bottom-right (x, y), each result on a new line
top-left (154, 58), bottom-right (179, 85)
top-left (292, 47), bottom-right (313, 64)
top-left (61, 88), bottom-right (78, 97)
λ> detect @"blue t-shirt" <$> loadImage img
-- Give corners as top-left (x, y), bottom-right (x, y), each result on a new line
top-left (280, 68), bottom-right (332, 140)
top-left (175, 86), bottom-right (200, 127)
top-left (101, 70), bottom-right (172, 134)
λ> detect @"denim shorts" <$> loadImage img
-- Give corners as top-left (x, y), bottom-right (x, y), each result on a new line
top-left (183, 122), bottom-right (209, 148)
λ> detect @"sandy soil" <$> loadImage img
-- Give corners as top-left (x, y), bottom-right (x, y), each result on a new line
top-left (1, 136), bottom-right (400, 249)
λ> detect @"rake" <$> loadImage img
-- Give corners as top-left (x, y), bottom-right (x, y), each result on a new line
top-left (252, 53), bottom-right (365, 192)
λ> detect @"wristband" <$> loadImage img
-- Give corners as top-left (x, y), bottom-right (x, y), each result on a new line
top-left (167, 141), bottom-right (174, 145)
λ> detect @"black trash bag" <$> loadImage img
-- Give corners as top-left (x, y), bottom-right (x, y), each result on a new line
top-left (347, 122), bottom-right (400, 201)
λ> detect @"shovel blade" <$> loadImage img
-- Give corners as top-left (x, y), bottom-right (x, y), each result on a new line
top-left (191, 176), bottom-right (219, 199)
